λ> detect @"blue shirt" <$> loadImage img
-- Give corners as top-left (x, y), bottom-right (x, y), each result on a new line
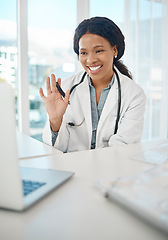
top-left (51, 74), bottom-right (115, 149)
top-left (88, 75), bottom-right (114, 149)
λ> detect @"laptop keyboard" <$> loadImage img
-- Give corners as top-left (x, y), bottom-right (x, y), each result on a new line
top-left (22, 180), bottom-right (46, 196)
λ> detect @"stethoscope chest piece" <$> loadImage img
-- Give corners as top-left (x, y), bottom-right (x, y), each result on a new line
top-left (67, 118), bottom-right (85, 127)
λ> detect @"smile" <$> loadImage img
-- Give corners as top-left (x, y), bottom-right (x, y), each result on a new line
top-left (87, 65), bottom-right (103, 73)
top-left (88, 65), bottom-right (102, 70)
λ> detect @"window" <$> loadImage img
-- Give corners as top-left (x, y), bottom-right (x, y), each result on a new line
top-left (0, 0), bottom-right (18, 124)
top-left (0, 0), bottom-right (17, 87)
top-left (2, 0), bottom-right (168, 142)
top-left (90, 0), bottom-right (168, 140)
top-left (28, 0), bottom-right (77, 141)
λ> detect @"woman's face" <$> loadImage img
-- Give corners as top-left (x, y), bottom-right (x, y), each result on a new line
top-left (78, 33), bottom-right (118, 84)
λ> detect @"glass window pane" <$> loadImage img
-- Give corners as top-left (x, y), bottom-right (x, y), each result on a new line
top-left (0, 0), bottom-right (17, 121)
top-left (90, 0), bottom-right (124, 24)
top-left (28, 0), bottom-right (77, 141)
top-left (90, 0), bottom-right (168, 140)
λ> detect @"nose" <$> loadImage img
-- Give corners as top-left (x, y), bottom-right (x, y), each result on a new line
top-left (86, 53), bottom-right (97, 65)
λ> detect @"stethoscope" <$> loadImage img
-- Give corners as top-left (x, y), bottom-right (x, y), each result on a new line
top-left (56, 67), bottom-right (121, 134)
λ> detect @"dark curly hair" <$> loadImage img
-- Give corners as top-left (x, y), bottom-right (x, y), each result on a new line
top-left (73, 16), bottom-right (132, 80)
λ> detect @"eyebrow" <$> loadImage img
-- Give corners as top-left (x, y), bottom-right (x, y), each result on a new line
top-left (79, 45), bottom-right (105, 51)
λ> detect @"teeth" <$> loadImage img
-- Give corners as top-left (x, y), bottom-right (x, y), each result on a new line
top-left (89, 65), bottom-right (102, 71)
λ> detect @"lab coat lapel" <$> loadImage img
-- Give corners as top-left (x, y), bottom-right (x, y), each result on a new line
top-left (97, 79), bottom-right (118, 133)
top-left (76, 79), bottom-right (92, 141)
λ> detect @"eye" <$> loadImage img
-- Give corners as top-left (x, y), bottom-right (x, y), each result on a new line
top-left (96, 50), bottom-right (104, 53)
top-left (80, 52), bottom-right (87, 55)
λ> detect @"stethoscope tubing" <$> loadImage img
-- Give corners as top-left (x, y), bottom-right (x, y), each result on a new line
top-left (56, 69), bottom-right (121, 134)
top-left (113, 68), bottom-right (121, 134)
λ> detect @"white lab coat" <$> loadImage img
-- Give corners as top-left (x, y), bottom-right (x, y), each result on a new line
top-left (43, 67), bottom-right (146, 152)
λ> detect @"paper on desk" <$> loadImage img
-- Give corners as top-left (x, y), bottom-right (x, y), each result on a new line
top-left (97, 163), bottom-right (168, 233)
top-left (131, 141), bottom-right (168, 165)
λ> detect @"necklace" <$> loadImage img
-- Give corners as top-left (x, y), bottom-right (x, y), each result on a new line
top-left (95, 84), bottom-right (109, 94)
top-left (96, 90), bottom-right (102, 94)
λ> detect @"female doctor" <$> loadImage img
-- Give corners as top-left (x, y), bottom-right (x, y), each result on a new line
top-left (39, 16), bottom-right (146, 153)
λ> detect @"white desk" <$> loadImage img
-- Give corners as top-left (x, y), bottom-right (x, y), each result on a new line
top-left (0, 140), bottom-right (168, 240)
top-left (17, 131), bottom-right (62, 159)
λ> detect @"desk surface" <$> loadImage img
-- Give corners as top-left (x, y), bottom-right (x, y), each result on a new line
top-left (1, 140), bottom-right (168, 240)
top-left (17, 131), bottom-right (61, 159)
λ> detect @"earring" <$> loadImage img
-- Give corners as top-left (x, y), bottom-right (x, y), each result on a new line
top-left (115, 55), bottom-right (117, 58)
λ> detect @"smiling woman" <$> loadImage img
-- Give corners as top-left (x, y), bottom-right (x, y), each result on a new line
top-left (79, 34), bottom-right (116, 78)
top-left (40, 16), bottom-right (146, 153)
top-left (78, 34), bottom-right (117, 104)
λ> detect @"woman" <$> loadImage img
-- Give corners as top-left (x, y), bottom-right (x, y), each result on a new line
top-left (39, 16), bottom-right (146, 152)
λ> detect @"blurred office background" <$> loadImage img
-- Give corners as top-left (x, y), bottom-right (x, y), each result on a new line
top-left (0, 0), bottom-right (168, 142)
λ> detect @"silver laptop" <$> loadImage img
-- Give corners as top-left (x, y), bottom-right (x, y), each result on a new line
top-left (0, 82), bottom-right (74, 211)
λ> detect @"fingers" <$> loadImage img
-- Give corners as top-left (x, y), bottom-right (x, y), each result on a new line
top-left (64, 89), bottom-right (70, 105)
top-left (51, 74), bottom-right (57, 93)
top-left (43, 74), bottom-right (65, 99)
top-left (49, 74), bottom-right (62, 95)
top-left (46, 77), bottom-right (52, 95)
top-left (39, 87), bottom-right (46, 100)
top-left (57, 78), bottom-right (61, 86)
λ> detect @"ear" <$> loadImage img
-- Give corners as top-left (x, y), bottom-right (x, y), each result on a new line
top-left (112, 45), bottom-right (118, 58)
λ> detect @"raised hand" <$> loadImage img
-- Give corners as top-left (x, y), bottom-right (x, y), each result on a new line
top-left (39, 74), bottom-right (70, 132)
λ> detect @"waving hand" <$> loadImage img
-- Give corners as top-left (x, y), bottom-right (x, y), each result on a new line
top-left (39, 74), bottom-right (70, 132)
